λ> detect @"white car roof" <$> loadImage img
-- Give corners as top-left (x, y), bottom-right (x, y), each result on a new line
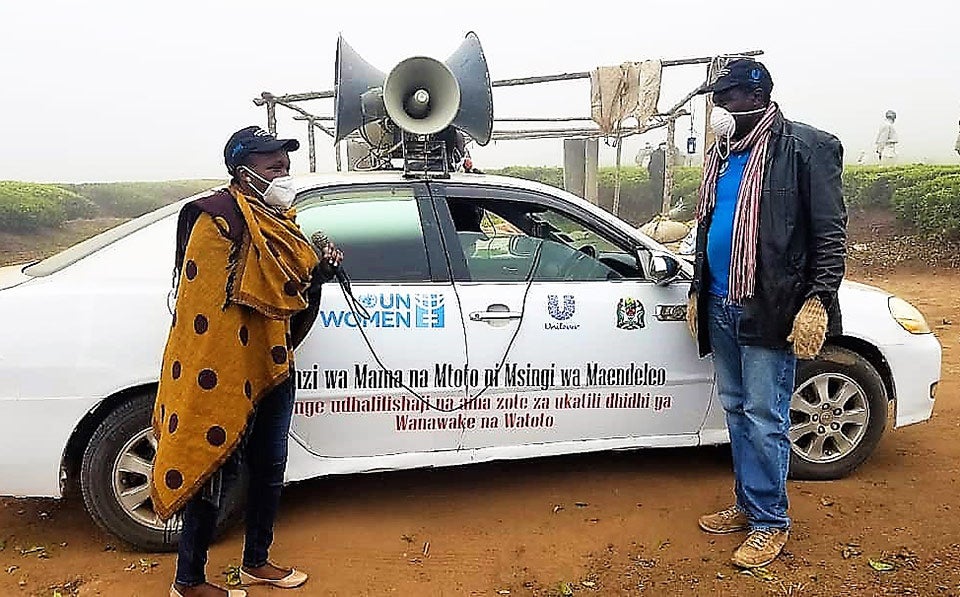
top-left (290, 171), bottom-right (645, 242)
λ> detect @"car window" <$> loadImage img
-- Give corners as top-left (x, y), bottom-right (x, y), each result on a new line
top-left (445, 195), bottom-right (641, 282)
top-left (295, 187), bottom-right (430, 282)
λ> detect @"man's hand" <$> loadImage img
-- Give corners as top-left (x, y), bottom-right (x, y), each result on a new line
top-left (788, 296), bottom-right (828, 359)
top-left (686, 293), bottom-right (698, 340)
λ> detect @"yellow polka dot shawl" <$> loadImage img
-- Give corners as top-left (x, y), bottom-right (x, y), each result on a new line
top-left (150, 188), bottom-right (318, 520)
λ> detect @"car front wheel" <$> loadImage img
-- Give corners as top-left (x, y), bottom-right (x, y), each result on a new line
top-left (79, 392), bottom-right (242, 552)
top-left (788, 346), bottom-right (888, 480)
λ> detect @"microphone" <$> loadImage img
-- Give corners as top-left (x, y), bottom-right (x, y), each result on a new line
top-left (310, 231), bottom-right (347, 285)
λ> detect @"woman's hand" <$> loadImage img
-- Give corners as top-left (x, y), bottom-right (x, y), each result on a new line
top-left (320, 241), bottom-right (343, 270)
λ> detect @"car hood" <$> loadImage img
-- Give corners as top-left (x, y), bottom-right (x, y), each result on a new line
top-left (839, 279), bottom-right (892, 297)
top-left (0, 263), bottom-right (33, 291)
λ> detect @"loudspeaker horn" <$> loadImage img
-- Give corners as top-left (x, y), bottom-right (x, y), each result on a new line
top-left (446, 31), bottom-right (494, 146)
top-left (383, 56), bottom-right (461, 137)
top-left (333, 35), bottom-right (386, 144)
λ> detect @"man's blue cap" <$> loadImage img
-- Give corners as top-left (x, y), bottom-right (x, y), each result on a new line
top-left (698, 59), bottom-right (774, 96)
top-left (224, 126), bottom-right (299, 174)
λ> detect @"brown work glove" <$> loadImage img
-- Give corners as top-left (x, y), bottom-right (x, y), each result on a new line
top-left (788, 296), bottom-right (828, 359)
top-left (686, 292), bottom-right (698, 340)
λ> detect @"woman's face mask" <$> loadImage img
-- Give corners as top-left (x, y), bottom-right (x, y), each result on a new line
top-left (240, 167), bottom-right (296, 210)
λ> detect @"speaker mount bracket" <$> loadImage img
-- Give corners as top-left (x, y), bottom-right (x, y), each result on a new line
top-left (400, 133), bottom-right (450, 179)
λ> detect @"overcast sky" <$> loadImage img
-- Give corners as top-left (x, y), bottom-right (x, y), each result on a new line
top-left (2, 0), bottom-right (959, 183)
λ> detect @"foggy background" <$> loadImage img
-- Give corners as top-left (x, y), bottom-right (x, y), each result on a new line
top-left (1, 0), bottom-right (958, 183)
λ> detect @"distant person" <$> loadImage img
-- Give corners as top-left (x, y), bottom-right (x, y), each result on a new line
top-left (153, 126), bottom-right (342, 597)
top-left (648, 143), bottom-right (667, 204)
top-left (955, 120), bottom-right (960, 157)
top-left (635, 142), bottom-right (654, 167)
top-left (687, 59), bottom-right (847, 569)
top-left (875, 110), bottom-right (898, 163)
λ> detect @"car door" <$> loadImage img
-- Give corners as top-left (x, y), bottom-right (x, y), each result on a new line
top-left (289, 182), bottom-right (470, 459)
top-left (430, 182), bottom-right (714, 450)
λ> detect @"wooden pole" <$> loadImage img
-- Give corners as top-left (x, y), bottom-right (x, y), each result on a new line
top-left (612, 136), bottom-right (624, 217)
top-left (264, 95), bottom-right (277, 135)
top-left (306, 117), bottom-right (316, 173)
top-left (584, 138), bottom-right (599, 205)
top-left (251, 50), bottom-right (764, 105)
top-left (663, 117), bottom-right (677, 216)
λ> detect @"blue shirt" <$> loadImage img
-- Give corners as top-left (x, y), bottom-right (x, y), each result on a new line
top-left (706, 151), bottom-right (749, 298)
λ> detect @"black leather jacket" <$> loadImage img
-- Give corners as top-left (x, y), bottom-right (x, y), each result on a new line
top-left (690, 113), bottom-right (847, 357)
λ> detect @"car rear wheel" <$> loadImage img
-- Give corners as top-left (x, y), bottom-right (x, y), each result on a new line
top-left (788, 346), bottom-right (888, 480)
top-left (79, 392), bottom-right (243, 552)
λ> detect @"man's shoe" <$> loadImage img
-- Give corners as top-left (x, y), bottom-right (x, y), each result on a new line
top-left (731, 528), bottom-right (789, 568)
top-left (698, 505), bottom-right (749, 534)
top-left (239, 565), bottom-right (308, 589)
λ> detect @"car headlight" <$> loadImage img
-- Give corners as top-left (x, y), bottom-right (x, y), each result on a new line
top-left (888, 296), bottom-right (931, 334)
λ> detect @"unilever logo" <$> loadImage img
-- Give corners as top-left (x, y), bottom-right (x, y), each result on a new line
top-left (545, 295), bottom-right (578, 330)
top-left (547, 295), bottom-right (575, 320)
top-left (320, 293), bottom-right (444, 329)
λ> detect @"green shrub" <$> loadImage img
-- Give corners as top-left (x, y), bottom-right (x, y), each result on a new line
top-left (0, 181), bottom-right (96, 232)
top-left (488, 165), bottom-right (702, 225)
top-left (63, 179), bottom-right (223, 219)
top-left (492, 163), bottom-right (960, 238)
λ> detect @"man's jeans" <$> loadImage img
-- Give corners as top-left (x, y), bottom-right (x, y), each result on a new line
top-left (708, 294), bottom-right (796, 530)
top-left (175, 376), bottom-right (296, 587)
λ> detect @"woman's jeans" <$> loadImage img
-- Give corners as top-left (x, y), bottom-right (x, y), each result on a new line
top-left (175, 376), bottom-right (295, 586)
top-left (707, 294), bottom-right (796, 530)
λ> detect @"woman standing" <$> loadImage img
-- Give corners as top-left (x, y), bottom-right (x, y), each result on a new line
top-left (151, 126), bottom-right (341, 597)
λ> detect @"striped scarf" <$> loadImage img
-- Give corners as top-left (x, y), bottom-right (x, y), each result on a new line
top-left (696, 102), bottom-right (779, 303)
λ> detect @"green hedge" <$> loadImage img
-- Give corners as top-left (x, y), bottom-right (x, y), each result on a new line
top-left (492, 164), bottom-right (960, 239)
top-left (63, 179), bottom-right (223, 219)
top-left (488, 165), bottom-right (702, 225)
top-left (0, 181), bottom-right (97, 232)
top-left (843, 165), bottom-right (960, 239)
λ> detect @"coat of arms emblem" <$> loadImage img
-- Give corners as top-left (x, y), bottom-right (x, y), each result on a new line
top-left (616, 298), bottom-right (645, 330)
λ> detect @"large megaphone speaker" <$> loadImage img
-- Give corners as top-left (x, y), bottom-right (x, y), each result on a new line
top-left (445, 31), bottom-right (494, 146)
top-left (333, 32), bottom-right (494, 146)
top-left (333, 35), bottom-right (386, 144)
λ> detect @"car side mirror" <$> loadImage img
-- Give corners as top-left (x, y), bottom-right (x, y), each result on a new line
top-left (648, 251), bottom-right (681, 286)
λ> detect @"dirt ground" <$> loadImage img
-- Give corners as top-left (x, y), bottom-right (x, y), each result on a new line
top-left (2, 221), bottom-right (959, 596)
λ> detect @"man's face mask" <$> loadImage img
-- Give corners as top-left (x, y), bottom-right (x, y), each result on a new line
top-left (710, 105), bottom-right (767, 157)
top-left (240, 166), bottom-right (296, 211)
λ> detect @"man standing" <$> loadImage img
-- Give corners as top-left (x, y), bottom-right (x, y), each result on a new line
top-left (875, 110), bottom-right (898, 163)
top-left (686, 60), bottom-right (847, 568)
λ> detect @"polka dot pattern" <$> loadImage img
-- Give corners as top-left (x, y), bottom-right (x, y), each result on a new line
top-left (244, 381), bottom-right (252, 399)
top-left (271, 346), bottom-right (288, 365)
top-left (172, 361), bottom-right (182, 380)
top-left (239, 326), bottom-right (249, 346)
top-left (168, 413), bottom-right (179, 434)
top-left (185, 260), bottom-right (198, 281)
top-left (283, 280), bottom-right (300, 297)
top-left (206, 426), bottom-right (226, 447)
top-left (194, 314), bottom-right (208, 335)
top-left (198, 369), bottom-right (218, 390)
top-left (165, 469), bottom-right (183, 490)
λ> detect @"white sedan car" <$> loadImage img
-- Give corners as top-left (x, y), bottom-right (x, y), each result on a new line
top-left (0, 172), bottom-right (941, 551)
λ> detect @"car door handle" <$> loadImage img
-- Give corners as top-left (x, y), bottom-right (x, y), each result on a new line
top-left (469, 311), bottom-right (522, 322)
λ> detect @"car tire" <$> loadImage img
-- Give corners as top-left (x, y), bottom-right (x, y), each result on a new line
top-left (79, 392), bottom-right (244, 552)
top-left (788, 345), bottom-right (888, 481)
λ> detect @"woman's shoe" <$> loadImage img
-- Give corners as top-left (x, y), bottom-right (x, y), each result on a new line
top-left (170, 584), bottom-right (247, 597)
top-left (239, 565), bottom-right (308, 589)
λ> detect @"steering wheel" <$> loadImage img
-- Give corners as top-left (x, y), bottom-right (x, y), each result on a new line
top-left (557, 244), bottom-right (596, 280)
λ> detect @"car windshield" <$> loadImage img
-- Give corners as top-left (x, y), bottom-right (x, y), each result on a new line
top-left (22, 196), bottom-right (193, 277)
